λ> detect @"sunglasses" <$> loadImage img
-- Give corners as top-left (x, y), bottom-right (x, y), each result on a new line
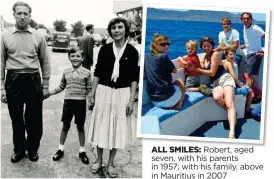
top-left (222, 23), bottom-right (230, 25)
top-left (160, 42), bottom-right (170, 47)
top-left (202, 36), bottom-right (214, 41)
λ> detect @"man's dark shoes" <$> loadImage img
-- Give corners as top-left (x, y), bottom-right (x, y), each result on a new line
top-left (11, 152), bottom-right (25, 163)
top-left (79, 152), bottom-right (89, 164)
top-left (28, 152), bottom-right (39, 162)
top-left (53, 150), bottom-right (64, 161)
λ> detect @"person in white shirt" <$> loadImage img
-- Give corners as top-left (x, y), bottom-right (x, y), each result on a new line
top-left (240, 12), bottom-right (265, 102)
top-left (215, 17), bottom-right (242, 67)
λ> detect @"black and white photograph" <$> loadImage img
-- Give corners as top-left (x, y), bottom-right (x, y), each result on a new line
top-left (1, 0), bottom-right (142, 178)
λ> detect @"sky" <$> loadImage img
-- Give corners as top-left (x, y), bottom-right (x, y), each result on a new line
top-left (0, 0), bottom-right (119, 29)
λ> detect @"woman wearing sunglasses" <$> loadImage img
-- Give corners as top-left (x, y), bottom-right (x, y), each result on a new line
top-left (188, 37), bottom-right (237, 139)
top-left (144, 33), bottom-right (186, 110)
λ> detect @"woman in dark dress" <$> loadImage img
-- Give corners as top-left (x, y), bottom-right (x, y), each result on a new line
top-left (86, 17), bottom-right (139, 178)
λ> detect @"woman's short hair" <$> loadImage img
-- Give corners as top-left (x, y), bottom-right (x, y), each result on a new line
top-left (107, 17), bottom-right (130, 39)
top-left (221, 17), bottom-right (231, 24)
top-left (68, 46), bottom-right (83, 58)
top-left (13, 1), bottom-right (32, 13)
top-left (185, 40), bottom-right (198, 51)
top-left (200, 36), bottom-right (215, 49)
top-left (149, 33), bottom-right (170, 54)
top-left (224, 48), bottom-right (236, 56)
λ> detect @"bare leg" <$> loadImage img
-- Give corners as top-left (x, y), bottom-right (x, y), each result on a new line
top-left (251, 76), bottom-right (262, 98)
top-left (187, 87), bottom-right (200, 92)
top-left (172, 79), bottom-right (186, 110)
top-left (77, 125), bottom-right (85, 147)
top-left (212, 86), bottom-right (226, 110)
top-left (224, 86), bottom-right (237, 139)
top-left (97, 146), bottom-right (103, 163)
top-left (245, 91), bottom-right (253, 112)
top-left (244, 73), bottom-right (253, 88)
top-left (60, 123), bottom-right (70, 145)
top-left (108, 148), bottom-right (117, 166)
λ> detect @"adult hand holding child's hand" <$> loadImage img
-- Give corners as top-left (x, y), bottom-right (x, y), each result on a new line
top-left (43, 89), bottom-right (50, 99)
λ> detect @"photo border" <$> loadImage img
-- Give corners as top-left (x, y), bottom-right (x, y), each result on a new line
top-left (137, 2), bottom-right (271, 144)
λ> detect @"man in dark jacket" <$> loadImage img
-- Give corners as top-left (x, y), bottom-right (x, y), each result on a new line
top-left (78, 24), bottom-right (94, 70)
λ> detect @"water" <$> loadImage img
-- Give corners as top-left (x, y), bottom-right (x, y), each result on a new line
top-left (145, 19), bottom-right (266, 59)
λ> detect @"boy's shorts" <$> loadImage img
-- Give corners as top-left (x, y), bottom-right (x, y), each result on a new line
top-left (185, 75), bottom-right (200, 88)
top-left (244, 53), bottom-right (263, 75)
top-left (61, 99), bottom-right (86, 126)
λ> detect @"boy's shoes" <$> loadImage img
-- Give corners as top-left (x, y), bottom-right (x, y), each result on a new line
top-left (11, 151), bottom-right (26, 163)
top-left (79, 152), bottom-right (89, 164)
top-left (199, 84), bottom-right (212, 96)
top-left (53, 150), bottom-right (64, 161)
top-left (28, 152), bottom-right (39, 162)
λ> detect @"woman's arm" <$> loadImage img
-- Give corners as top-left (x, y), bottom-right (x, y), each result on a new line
top-left (129, 81), bottom-right (138, 103)
top-left (90, 76), bottom-right (99, 98)
top-left (197, 52), bottom-right (221, 77)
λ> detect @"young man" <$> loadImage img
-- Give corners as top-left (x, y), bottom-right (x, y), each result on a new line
top-left (77, 24), bottom-right (94, 70)
top-left (240, 12), bottom-right (265, 102)
top-left (216, 17), bottom-right (242, 67)
top-left (1, 1), bottom-right (51, 163)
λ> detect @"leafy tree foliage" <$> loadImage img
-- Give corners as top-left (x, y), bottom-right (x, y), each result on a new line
top-left (71, 21), bottom-right (84, 37)
top-left (53, 19), bottom-right (67, 32)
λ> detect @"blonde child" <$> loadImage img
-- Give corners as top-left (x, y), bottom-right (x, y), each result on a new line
top-left (178, 40), bottom-right (211, 95)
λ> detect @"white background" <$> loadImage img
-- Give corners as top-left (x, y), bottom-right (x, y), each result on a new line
top-left (141, 0), bottom-right (274, 178)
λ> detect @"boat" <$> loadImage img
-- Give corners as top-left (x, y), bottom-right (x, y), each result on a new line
top-left (141, 48), bottom-right (264, 142)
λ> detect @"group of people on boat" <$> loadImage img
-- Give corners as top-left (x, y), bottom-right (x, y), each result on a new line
top-left (1, 1), bottom-right (141, 178)
top-left (144, 12), bottom-right (265, 139)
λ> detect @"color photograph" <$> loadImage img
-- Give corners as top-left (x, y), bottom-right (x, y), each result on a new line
top-left (139, 4), bottom-right (270, 143)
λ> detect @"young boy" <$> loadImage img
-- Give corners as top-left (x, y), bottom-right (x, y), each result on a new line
top-left (44, 46), bottom-right (92, 164)
top-left (222, 49), bottom-right (253, 118)
top-left (178, 40), bottom-right (211, 95)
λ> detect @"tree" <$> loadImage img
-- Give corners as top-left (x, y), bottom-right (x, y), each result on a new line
top-left (53, 19), bottom-right (67, 32)
top-left (71, 21), bottom-right (84, 37)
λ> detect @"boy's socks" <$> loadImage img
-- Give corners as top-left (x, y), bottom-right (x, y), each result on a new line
top-left (58, 144), bottom-right (64, 151)
top-left (79, 146), bottom-right (85, 153)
